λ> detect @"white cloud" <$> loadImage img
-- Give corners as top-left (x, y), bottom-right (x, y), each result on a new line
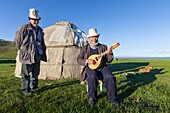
top-left (144, 49), bottom-right (155, 52)
top-left (158, 50), bottom-right (170, 53)
top-left (145, 49), bottom-right (170, 53)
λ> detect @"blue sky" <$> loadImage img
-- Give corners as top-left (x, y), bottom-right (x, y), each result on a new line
top-left (0, 0), bottom-right (170, 57)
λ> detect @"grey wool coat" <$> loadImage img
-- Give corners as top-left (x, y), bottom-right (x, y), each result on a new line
top-left (77, 43), bottom-right (114, 81)
top-left (14, 24), bottom-right (47, 64)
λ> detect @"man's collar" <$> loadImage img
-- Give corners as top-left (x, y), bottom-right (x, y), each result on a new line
top-left (28, 23), bottom-right (39, 30)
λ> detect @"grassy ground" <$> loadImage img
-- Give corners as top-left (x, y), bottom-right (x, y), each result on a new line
top-left (0, 46), bottom-right (17, 59)
top-left (0, 59), bottom-right (170, 113)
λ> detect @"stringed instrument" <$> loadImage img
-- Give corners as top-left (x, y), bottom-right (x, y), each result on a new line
top-left (88, 42), bottom-right (120, 70)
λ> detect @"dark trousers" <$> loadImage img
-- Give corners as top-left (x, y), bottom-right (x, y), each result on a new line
top-left (21, 61), bottom-right (40, 93)
top-left (86, 66), bottom-right (117, 102)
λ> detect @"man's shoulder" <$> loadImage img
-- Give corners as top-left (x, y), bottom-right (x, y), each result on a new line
top-left (80, 44), bottom-right (89, 52)
top-left (20, 24), bottom-right (30, 28)
top-left (38, 26), bottom-right (43, 31)
top-left (98, 43), bottom-right (107, 47)
top-left (82, 44), bottom-right (89, 48)
top-left (18, 24), bottom-right (30, 30)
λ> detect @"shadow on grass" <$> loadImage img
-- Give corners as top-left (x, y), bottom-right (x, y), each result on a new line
top-left (109, 62), bottom-right (150, 74)
top-left (0, 59), bottom-right (16, 64)
top-left (116, 67), bottom-right (167, 103)
top-left (36, 79), bottom-right (80, 94)
top-left (98, 62), bottom-right (167, 103)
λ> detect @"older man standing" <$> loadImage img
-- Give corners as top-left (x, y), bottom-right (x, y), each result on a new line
top-left (14, 8), bottom-right (46, 95)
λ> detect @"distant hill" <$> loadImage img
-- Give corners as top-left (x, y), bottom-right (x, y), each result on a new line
top-left (0, 39), bottom-right (15, 46)
top-left (0, 39), bottom-right (17, 59)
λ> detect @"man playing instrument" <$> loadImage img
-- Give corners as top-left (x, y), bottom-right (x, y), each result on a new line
top-left (77, 28), bottom-right (119, 107)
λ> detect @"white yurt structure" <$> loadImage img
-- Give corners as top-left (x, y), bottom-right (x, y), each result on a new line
top-left (39, 21), bottom-right (88, 80)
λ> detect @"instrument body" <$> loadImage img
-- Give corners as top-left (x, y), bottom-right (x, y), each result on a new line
top-left (88, 42), bottom-right (120, 70)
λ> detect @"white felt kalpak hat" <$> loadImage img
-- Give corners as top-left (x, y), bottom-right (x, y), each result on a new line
top-left (87, 28), bottom-right (100, 38)
top-left (28, 8), bottom-right (41, 20)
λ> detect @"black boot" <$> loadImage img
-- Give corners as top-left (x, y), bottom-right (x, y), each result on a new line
top-left (111, 99), bottom-right (120, 107)
top-left (88, 98), bottom-right (96, 107)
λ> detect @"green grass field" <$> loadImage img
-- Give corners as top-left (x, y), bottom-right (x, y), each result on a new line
top-left (0, 46), bottom-right (17, 59)
top-left (0, 59), bottom-right (170, 113)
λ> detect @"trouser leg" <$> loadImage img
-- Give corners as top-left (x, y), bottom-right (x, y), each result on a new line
top-left (21, 74), bottom-right (30, 93)
top-left (21, 64), bottom-right (33, 93)
top-left (30, 61), bottom-right (40, 89)
top-left (101, 67), bottom-right (117, 102)
top-left (86, 67), bottom-right (98, 100)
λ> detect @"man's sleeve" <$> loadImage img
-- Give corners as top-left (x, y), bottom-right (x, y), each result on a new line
top-left (77, 46), bottom-right (87, 66)
top-left (106, 45), bottom-right (114, 63)
top-left (14, 25), bottom-right (26, 49)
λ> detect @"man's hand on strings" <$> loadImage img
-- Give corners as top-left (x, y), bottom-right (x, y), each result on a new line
top-left (87, 59), bottom-right (96, 65)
